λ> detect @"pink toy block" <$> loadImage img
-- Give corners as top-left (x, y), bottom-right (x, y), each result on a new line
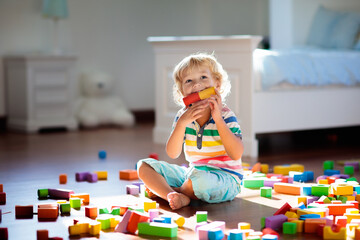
top-left (197, 221), bottom-right (225, 240)
top-left (126, 185), bottom-right (140, 195)
top-left (265, 215), bottom-right (288, 230)
top-left (148, 209), bottom-right (159, 221)
top-left (114, 210), bottom-right (133, 233)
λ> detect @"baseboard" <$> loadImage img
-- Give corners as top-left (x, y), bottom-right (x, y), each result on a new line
top-left (0, 116), bottom-right (6, 132)
top-left (132, 109), bottom-right (154, 124)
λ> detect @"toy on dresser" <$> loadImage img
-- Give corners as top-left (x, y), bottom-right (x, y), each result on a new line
top-left (76, 72), bottom-right (135, 128)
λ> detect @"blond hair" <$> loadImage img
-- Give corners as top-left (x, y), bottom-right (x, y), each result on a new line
top-left (172, 52), bottom-right (231, 106)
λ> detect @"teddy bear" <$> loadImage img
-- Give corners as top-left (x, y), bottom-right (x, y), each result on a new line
top-left (76, 72), bottom-right (135, 128)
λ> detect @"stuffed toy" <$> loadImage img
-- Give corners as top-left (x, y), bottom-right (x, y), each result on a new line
top-left (76, 72), bottom-right (135, 128)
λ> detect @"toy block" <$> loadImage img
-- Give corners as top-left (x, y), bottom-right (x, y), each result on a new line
top-left (148, 152), bottom-right (159, 160)
top-left (265, 215), bottom-right (288, 230)
top-left (0, 209), bottom-right (1, 223)
top-left (335, 216), bottom-right (347, 227)
top-left (282, 222), bottom-right (297, 234)
top-left (302, 185), bottom-right (312, 196)
top-left (86, 173), bottom-right (98, 183)
top-left (85, 206), bottom-right (98, 219)
top-left (299, 214), bottom-right (321, 220)
top-left (260, 164), bottom-right (269, 173)
top-left (297, 208), bottom-right (327, 218)
top-left (126, 211), bottom-right (150, 234)
top-left (327, 204), bottom-right (354, 216)
top-left (344, 213), bottom-right (360, 223)
top-left (273, 164), bottom-right (304, 175)
top-left (344, 165), bottom-right (354, 176)
top-left (262, 228), bottom-right (280, 238)
top-left (298, 196), bottom-right (307, 206)
top-left (153, 217), bottom-right (166, 223)
top-left (110, 217), bottom-right (119, 228)
top-left (111, 207), bottom-right (120, 215)
top-left (59, 174), bottom-right (67, 184)
top-left (37, 229), bottom-right (48, 240)
top-left (68, 224), bottom-right (82, 236)
top-left (318, 179), bottom-right (329, 184)
top-left (89, 222), bottom-right (101, 235)
top-left (119, 169), bottom-right (139, 180)
top-left (126, 185), bottom-right (140, 195)
top-left (0, 228), bottom-right (8, 240)
top-left (273, 183), bottom-right (301, 195)
top-left (70, 193), bottom-right (89, 205)
top-left (196, 211), bottom-right (208, 223)
top-left (48, 188), bottom-right (74, 200)
top-left (69, 197), bottom-right (81, 209)
top-left (161, 215), bottom-right (172, 223)
top-left (0, 192), bottom-right (6, 205)
top-left (144, 200), bottom-right (156, 212)
top-left (99, 208), bottom-right (109, 214)
top-left (285, 211), bottom-right (298, 219)
top-left (262, 234), bottom-right (278, 240)
top-left (197, 221), bottom-right (225, 240)
top-left (347, 201), bottom-right (359, 209)
top-left (37, 189), bottom-right (49, 198)
top-left (304, 218), bottom-right (327, 233)
top-left (96, 215), bottom-right (111, 230)
top-left (323, 160), bottom-right (334, 170)
top-left (311, 184), bottom-right (330, 197)
top-left (0, 184), bottom-right (2, 192)
top-left (238, 222), bottom-right (251, 230)
top-left (148, 209), bottom-right (159, 221)
top-left (324, 169), bottom-right (341, 176)
top-left (290, 219), bottom-right (304, 232)
top-left (263, 178), bottom-right (282, 188)
top-left (95, 171), bottom-right (107, 180)
top-left (15, 205), bottom-right (33, 219)
top-left (323, 225), bottom-right (346, 239)
top-left (332, 184), bottom-right (353, 195)
top-left (38, 206), bottom-right (58, 220)
top-left (243, 179), bottom-right (264, 189)
top-left (114, 210), bottom-right (132, 233)
top-left (59, 203), bottom-right (70, 214)
top-left (138, 222), bottom-right (178, 237)
top-left (274, 202), bottom-right (292, 215)
top-left (98, 150), bottom-right (107, 159)
top-left (227, 229), bottom-right (243, 240)
top-left (183, 87), bottom-right (215, 107)
top-left (76, 172), bottom-right (91, 181)
top-left (208, 227), bottom-right (224, 240)
top-left (346, 208), bottom-right (359, 214)
top-left (260, 187), bottom-right (272, 198)
top-left (173, 215), bottom-right (185, 227)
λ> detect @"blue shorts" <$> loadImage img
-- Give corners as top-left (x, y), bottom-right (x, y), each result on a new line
top-left (137, 158), bottom-right (241, 203)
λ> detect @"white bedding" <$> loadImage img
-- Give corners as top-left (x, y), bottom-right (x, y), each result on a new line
top-left (254, 47), bottom-right (360, 90)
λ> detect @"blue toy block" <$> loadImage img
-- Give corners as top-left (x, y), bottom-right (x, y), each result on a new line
top-left (227, 229), bottom-right (243, 240)
top-left (302, 186), bottom-right (312, 196)
top-left (354, 186), bottom-right (360, 194)
top-left (324, 169), bottom-right (340, 176)
top-left (208, 228), bottom-right (224, 240)
top-left (299, 214), bottom-right (321, 220)
top-left (98, 150), bottom-right (107, 159)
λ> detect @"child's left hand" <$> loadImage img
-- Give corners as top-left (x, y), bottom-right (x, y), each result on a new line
top-left (208, 89), bottom-right (222, 122)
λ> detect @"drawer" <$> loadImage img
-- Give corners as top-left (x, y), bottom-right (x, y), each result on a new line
top-left (35, 104), bottom-right (68, 119)
top-left (34, 70), bottom-right (67, 87)
top-left (34, 88), bottom-right (68, 104)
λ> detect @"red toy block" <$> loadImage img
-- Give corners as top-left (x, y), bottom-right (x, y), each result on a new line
top-left (304, 218), bottom-right (327, 233)
top-left (0, 192), bottom-right (6, 205)
top-left (119, 169), bottom-right (138, 180)
top-left (327, 204), bottom-right (354, 216)
top-left (0, 184), bottom-right (3, 192)
top-left (262, 228), bottom-right (280, 238)
top-left (37, 229), bottom-right (49, 240)
top-left (148, 153), bottom-right (159, 160)
top-left (59, 174), bottom-right (67, 184)
top-left (15, 205), bottom-right (34, 219)
top-left (85, 206), bottom-right (98, 219)
top-left (38, 204), bottom-right (59, 220)
top-left (0, 228), bottom-right (8, 240)
top-left (49, 237), bottom-right (63, 240)
top-left (274, 202), bottom-right (292, 215)
top-left (126, 211), bottom-right (150, 234)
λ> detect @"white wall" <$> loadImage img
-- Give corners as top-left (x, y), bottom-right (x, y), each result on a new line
top-left (0, 0), bottom-right (268, 116)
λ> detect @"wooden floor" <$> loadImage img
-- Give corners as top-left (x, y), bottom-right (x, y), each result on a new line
top-left (1, 123), bottom-right (360, 240)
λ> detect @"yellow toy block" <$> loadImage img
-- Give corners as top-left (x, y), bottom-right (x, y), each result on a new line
top-left (285, 211), bottom-right (298, 219)
top-left (260, 164), bottom-right (269, 173)
top-left (273, 164), bottom-right (304, 175)
top-left (323, 226), bottom-right (346, 239)
top-left (238, 222), bottom-right (251, 230)
top-left (290, 219), bottom-right (304, 233)
top-left (144, 201), bottom-right (157, 212)
top-left (332, 184), bottom-right (353, 195)
top-left (95, 171), bottom-right (108, 180)
top-left (346, 208), bottom-right (359, 214)
top-left (174, 215), bottom-right (185, 227)
top-left (69, 223), bottom-right (89, 236)
top-left (318, 179), bottom-right (329, 184)
top-left (347, 195), bottom-right (356, 201)
top-left (298, 197), bottom-right (307, 206)
top-left (344, 213), bottom-right (360, 223)
top-left (297, 208), bottom-right (327, 218)
top-left (110, 217), bottom-right (119, 228)
top-left (89, 222), bottom-right (101, 235)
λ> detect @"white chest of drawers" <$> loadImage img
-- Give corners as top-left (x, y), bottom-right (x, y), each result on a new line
top-left (4, 54), bottom-right (78, 132)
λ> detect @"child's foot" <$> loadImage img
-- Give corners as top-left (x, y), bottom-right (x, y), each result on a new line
top-left (145, 187), bottom-right (157, 199)
top-left (252, 162), bottom-right (261, 173)
top-left (167, 192), bottom-right (191, 210)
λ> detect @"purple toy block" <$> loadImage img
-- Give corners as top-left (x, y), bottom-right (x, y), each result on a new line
top-left (126, 185), bottom-right (139, 195)
top-left (48, 189), bottom-right (74, 200)
top-left (86, 173), bottom-right (98, 183)
top-left (76, 172), bottom-right (91, 181)
top-left (265, 214), bottom-right (288, 230)
top-left (264, 179), bottom-right (281, 188)
top-left (114, 210), bottom-right (132, 233)
top-left (345, 161), bottom-right (359, 171)
top-left (148, 209), bottom-right (159, 221)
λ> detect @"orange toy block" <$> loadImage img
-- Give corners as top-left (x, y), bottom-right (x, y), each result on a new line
top-left (38, 204), bottom-right (59, 220)
top-left (304, 219), bottom-right (327, 233)
top-left (0, 184), bottom-right (3, 192)
top-left (327, 204), bottom-right (354, 216)
top-left (37, 229), bottom-right (49, 240)
top-left (126, 211), bottom-right (150, 234)
top-left (323, 225), bottom-right (346, 239)
top-left (85, 206), bottom-right (98, 219)
top-left (344, 213), bottom-right (360, 223)
top-left (332, 184), bottom-right (353, 195)
top-left (59, 174), bottom-right (67, 184)
top-left (70, 193), bottom-right (90, 205)
top-left (273, 183), bottom-right (301, 195)
top-left (119, 169), bottom-right (138, 180)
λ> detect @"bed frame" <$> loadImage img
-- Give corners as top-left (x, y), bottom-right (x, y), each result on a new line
top-left (148, 35), bottom-right (360, 159)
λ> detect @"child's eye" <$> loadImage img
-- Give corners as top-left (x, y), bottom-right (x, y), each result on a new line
top-left (200, 75), bottom-right (207, 80)
top-left (185, 79), bottom-right (192, 84)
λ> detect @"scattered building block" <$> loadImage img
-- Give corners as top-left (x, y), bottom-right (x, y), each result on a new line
top-left (243, 179), bottom-right (264, 189)
top-left (273, 183), bottom-right (301, 195)
top-left (153, 217), bottom-right (166, 223)
top-left (323, 225), bottom-right (346, 239)
top-left (323, 160), bottom-right (334, 170)
top-left (111, 208), bottom-right (121, 215)
top-left (0, 184), bottom-right (3, 192)
top-left (227, 229), bottom-right (243, 240)
top-left (37, 189), bottom-right (49, 199)
top-left (260, 164), bottom-right (269, 173)
top-left (38, 205), bottom-right (59, 220)
top-left (96, 215), bottom-right (113, 230)
top-left (59, 203), bottom-right (70, 214)
top-left (15, 205), bottom-right (33, 219)
top-left (85, 206), bottom-right (98, 219)
top-left (311, 184), bottom-right (330, 197)
top-left (0, 192), bottom-right (6, 205)
top-left (138, 222), bottom-right (178, 238)
top-left (148, 152), bottom-right (159, 160)
top-left (69, 198), bottom-right (81, 209)
top-left (260, 187), bottom-right (272, 198)
top-left (197, 221), bottom-right (225, 240)
top-left (283, 222), bottom-right (297, 234)
top-left (0, 209), bottom-right (2, 223)
top-left (37, 229), bottom-right (48, 240)
top-left (119, 169), bottom-right (139, 180)
top-left (76, 172), bottom-right (91, 182)
top-left (290, 219), bottom-right (304, 232)
top-left (273, 164), bottom-right (304, 175)
top-left (327, 204), bottom-right (354, 216)
top-left (89, 222), bottom-right (101, 235)
top-left (48, 189), bottom-right (74, 200)
top-left (59, 174), bottom-right (67, 184)
top-left (126, 211), bottom-right (150, 234)
top-left (70, 193), bottom-right (90, 205)
top-left (332, 184), bottom-right (353, 195)
top-left (196, 211), bottom-right (208, 223)
top-left (265, 215), bottom-right (288, 230)
top-left (274, 202), bottom-right (292, 216)
top-left (238, 222), bottom-right (251, 230)
top-left (174, 215), bottom-right (185, 227)
top-left (99, 208), bottom-right (109, 214)
top-left (0, 228), bottom-right (8, 240)
top-left (98, 150), bottom-right (107, 159)
top-left (126, 185), bottom-right (140, 195)
top-left (148, 209), bottom-right (159, 221)
top-left (144, 200), bottom-right (156, 212)
top-left (304, 218), bottom-right (327, 233)
top-left (114, 210), bottom-right (132, 233)
top-left (95, 171), bottom-right (107, 180)
top-left (86, 173), bottom-right (98, 183)
top-left (344, 166), bottom-right (354, 176)
top-left (208, 227), bottom-right (224, 240)
top-left (324, 169), bottom-right (341, 176)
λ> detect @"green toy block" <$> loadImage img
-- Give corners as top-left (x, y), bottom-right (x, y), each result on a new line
top-left (344, 166), bottom-right (354, 176)
top-left (283, 222), bottom-right (297, 234)
top-left (128, 206), bottom-right (145, 213)
top-left (260, 187), bottom-right (272, 198)
top-left (196, 211), bottom-right (208, 223)
top-left (111, 208), bottom-right (120, 215)
top-left (99, 208), bottom-right (109, 214)
top-left (347, 177), bottom-right (358, 182)
top-left (60, 203), bottom-right (71, 214)
top-left (337, 195), bottom-right (347, 203)
top-left (323, 160), bottom-right (334, 170)
top-left (311, 185), bottom-right (330, 197)
top-left (69, 198), bottom-right (81, 209)
top-left (246, 236), bottom-right (261, 240)
top-left (261, 217), bottom-right (266, 229)
top-left (37, 189), bottom-right (49, 198)
top-left (97, 217), bottom-right (111, 230)
top-left (243, 179), bottom-right (264, 189)
top-left (138, 222), bottom-right (178, 238)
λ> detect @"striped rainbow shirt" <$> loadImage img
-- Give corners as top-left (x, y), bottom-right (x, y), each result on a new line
top-left (172, 104), bottom-right (243, 179)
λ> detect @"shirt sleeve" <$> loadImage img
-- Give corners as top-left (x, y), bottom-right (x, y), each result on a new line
top-left (222, 108), bottom-right (242, 139)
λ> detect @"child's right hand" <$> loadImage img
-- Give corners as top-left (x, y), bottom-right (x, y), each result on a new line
top-left (178, 99), bottom-right (209, 126)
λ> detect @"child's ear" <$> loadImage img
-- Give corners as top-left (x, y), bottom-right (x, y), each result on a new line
top-left (215, 79), bottom-right (221, 90)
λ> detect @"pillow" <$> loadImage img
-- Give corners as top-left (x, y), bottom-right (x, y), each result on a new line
top-left (327, 12), bottom-right (360, 49)
top-left (306, 5), bottom-right (345, 48)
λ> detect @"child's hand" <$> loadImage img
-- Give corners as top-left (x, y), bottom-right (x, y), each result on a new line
top-left (208, 89), bottom-right (222, 122)
top-left (178, 99), bottom-right (209, 126)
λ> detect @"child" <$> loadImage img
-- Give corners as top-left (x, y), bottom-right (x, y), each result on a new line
top-left (137, 52), bottom-right (244, 210)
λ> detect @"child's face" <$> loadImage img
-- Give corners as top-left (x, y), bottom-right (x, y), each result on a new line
top-left (180, 65), bottom-right (220, 97)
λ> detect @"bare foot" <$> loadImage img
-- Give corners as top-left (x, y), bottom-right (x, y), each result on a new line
top-left (145, 186), bottom-right (157, 199)
top-left (167, 192), bottom-right (191, 210)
